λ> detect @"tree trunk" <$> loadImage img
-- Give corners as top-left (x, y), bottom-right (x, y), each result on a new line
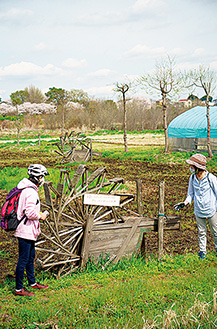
top-left (16, 105), bottom-right (20, 146)
top-left (123, 93), bottom-right (128, 152)
top-left (162, 92), bottom-right (169, 153)
top-left (206, 98), bottom-right (213, 158)
top-left (61, 105), bottom-right (65, 138)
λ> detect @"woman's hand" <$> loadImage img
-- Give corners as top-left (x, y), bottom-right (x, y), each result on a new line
top-left (40, 210), bottom-right (49, 221)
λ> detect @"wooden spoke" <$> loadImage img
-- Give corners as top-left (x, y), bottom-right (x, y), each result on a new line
top-left (36, 166), bottom-right (137, 278)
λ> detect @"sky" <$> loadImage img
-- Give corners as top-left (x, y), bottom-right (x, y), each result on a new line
top-left (0, 0), bottom-right (217, 101)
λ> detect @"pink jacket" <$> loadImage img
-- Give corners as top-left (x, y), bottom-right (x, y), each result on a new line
top-left (14, 178), bottom-right (41, 241)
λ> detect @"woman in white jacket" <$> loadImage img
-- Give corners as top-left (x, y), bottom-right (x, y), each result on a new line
top-left (14, 164), bottom-right (49, 297)
top-left (174, 154), bottom-right (217, 260)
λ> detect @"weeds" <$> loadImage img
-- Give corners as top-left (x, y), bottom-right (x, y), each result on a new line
top-left (1, 253), bottom-right (217, 328)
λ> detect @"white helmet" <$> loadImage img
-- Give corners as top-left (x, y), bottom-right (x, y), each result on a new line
top-left (27, 164), bottom-right (49, 178)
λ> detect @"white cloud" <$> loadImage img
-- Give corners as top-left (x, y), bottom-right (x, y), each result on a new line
top-left (192, 48), bottom-right (205, 57)
top-left (210, 61), bottom-right (217, 71)
top-left (0, 8), bottom-right (33, 24)
top-left (86, 85), bottom-right (114, 96)
top-left (0, 62), bottom-right (62, 77)
top-left (169, 48), bottom-right (187, 56)
top-left (75, 0), bottom-right (166, 27)
top-left (132, 0), bottom-right (166, 14)
top-left (76, 12), bottom-right (121, 26)
top-left (87, 69), bottom-right (115, 77)
top-left (176, 62), bottom-right (201, 71)
top-left (124, 45), bottom-right (167, 58)
top-left (124, 45), bottom-right (198, 60)
top-left (61, 58), bottom-right (87, 69)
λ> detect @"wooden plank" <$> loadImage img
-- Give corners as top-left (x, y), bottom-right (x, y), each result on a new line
top-left (104, 220), bottom-right (140, 263)
top-left (43, 182), bottom-right (53, 207)
top-left (113, 219), bottom-right (141, 263)
top-left (92, 216), bottom-right (180, 231)
top-left (57, 183), bottom-right (64, 196)
top-left (80, 215), bottom-right (94, 268)
top-left (86, 167), bottom-right (107, 185)
top-left (88, 215), bottom-right (181, 260)
top-left (90, 229), bottom-right (142, 256)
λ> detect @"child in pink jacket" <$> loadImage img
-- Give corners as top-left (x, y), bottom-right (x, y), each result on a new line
top-left (14, 164), bottom-right (49, 297)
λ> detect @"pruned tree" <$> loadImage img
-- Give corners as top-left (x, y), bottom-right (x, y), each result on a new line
top-left (114, 82), bottom-right (131, 152)
top-left (45, 87), bottom-right (70, 137)
top-left (139, 55), bottom-right (183, 153)
top-left (10, 90), bottom-right (25, 146)
top-left (187, 65), bottom-right (217, 158)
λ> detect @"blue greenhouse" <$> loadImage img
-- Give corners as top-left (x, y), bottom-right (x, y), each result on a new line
top-left (168, 106), bottom-right (217, 151)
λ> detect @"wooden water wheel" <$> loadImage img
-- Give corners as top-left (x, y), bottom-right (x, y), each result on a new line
top-left (35, 165), bottom-right (137, 278)
top-left (53, 131), bottom-right (101, 163)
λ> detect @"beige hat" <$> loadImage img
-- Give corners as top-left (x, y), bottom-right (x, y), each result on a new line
top-left (186, 154), bottom-right (207, 170)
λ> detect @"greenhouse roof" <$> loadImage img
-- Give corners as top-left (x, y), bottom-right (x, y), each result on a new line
top-left (168, 106), bottom-right (217, 138)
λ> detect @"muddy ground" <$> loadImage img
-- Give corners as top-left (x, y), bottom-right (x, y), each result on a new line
top-left (0, 149), bottom-right (216, 285)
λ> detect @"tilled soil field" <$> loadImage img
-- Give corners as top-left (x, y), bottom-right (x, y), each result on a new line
top-left (0, 149), bottom-right (216, 285)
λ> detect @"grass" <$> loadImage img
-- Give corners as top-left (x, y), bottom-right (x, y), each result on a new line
top-left (0, 129), bottom-right (163, 140)
top-left (1, 253), bottom-right (217, 328)
top-left (0, 167), bottom-right (62, 193)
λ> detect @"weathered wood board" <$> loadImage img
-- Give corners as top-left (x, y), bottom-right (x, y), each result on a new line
top-left (88, 216), bottom-right (180, 260)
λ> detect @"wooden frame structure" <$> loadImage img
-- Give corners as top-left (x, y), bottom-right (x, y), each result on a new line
top-left (36, 167), bottom-right (181, 278)
top-left (53, 131), bottom-right (101, 163)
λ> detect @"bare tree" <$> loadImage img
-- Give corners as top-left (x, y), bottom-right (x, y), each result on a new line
top-left (139, 55), bottom-right (183, 153)
top-left (187, 65), bottom-right (217, 158)
top-left (114, 82), bottom-right (131, 152)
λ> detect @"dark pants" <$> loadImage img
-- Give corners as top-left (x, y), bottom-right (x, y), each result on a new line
top-left (15, 237), bottom-right (36, 290)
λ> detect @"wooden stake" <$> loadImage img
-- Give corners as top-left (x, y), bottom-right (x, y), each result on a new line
top-left (80, 215), bottom-right (94, 268)
top-left (158, 181), bottom-right (165, 260)
top-left (90, 139), bottom-right (93, 163)
top-left (136, 179), bottom-right (143, 215)
top-left (214, 288), bottom-right (217, 313)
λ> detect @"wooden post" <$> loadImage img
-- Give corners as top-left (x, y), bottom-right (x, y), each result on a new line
top-left (90, 139), bottom-right (93, 163)
top-left (136, 179), bottom-right (143, 215)
top-left (80, 215), bottom-right (94, 268)
top-left (38, 133), bottom-right (41, 146)
top-left (158, 181), bottom-right (165, 260)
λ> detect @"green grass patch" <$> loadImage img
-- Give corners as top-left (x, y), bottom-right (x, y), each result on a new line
top-left (0, 167), bottom-right (62, 193)
top-left (0, 166), bottom-right (116, 197)
top-left (0, 115), bottom-right (18, 122)
top-left (88, 129), bottom-right (164, 136)
top-left (1, 253), bottom-right (217, 328)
